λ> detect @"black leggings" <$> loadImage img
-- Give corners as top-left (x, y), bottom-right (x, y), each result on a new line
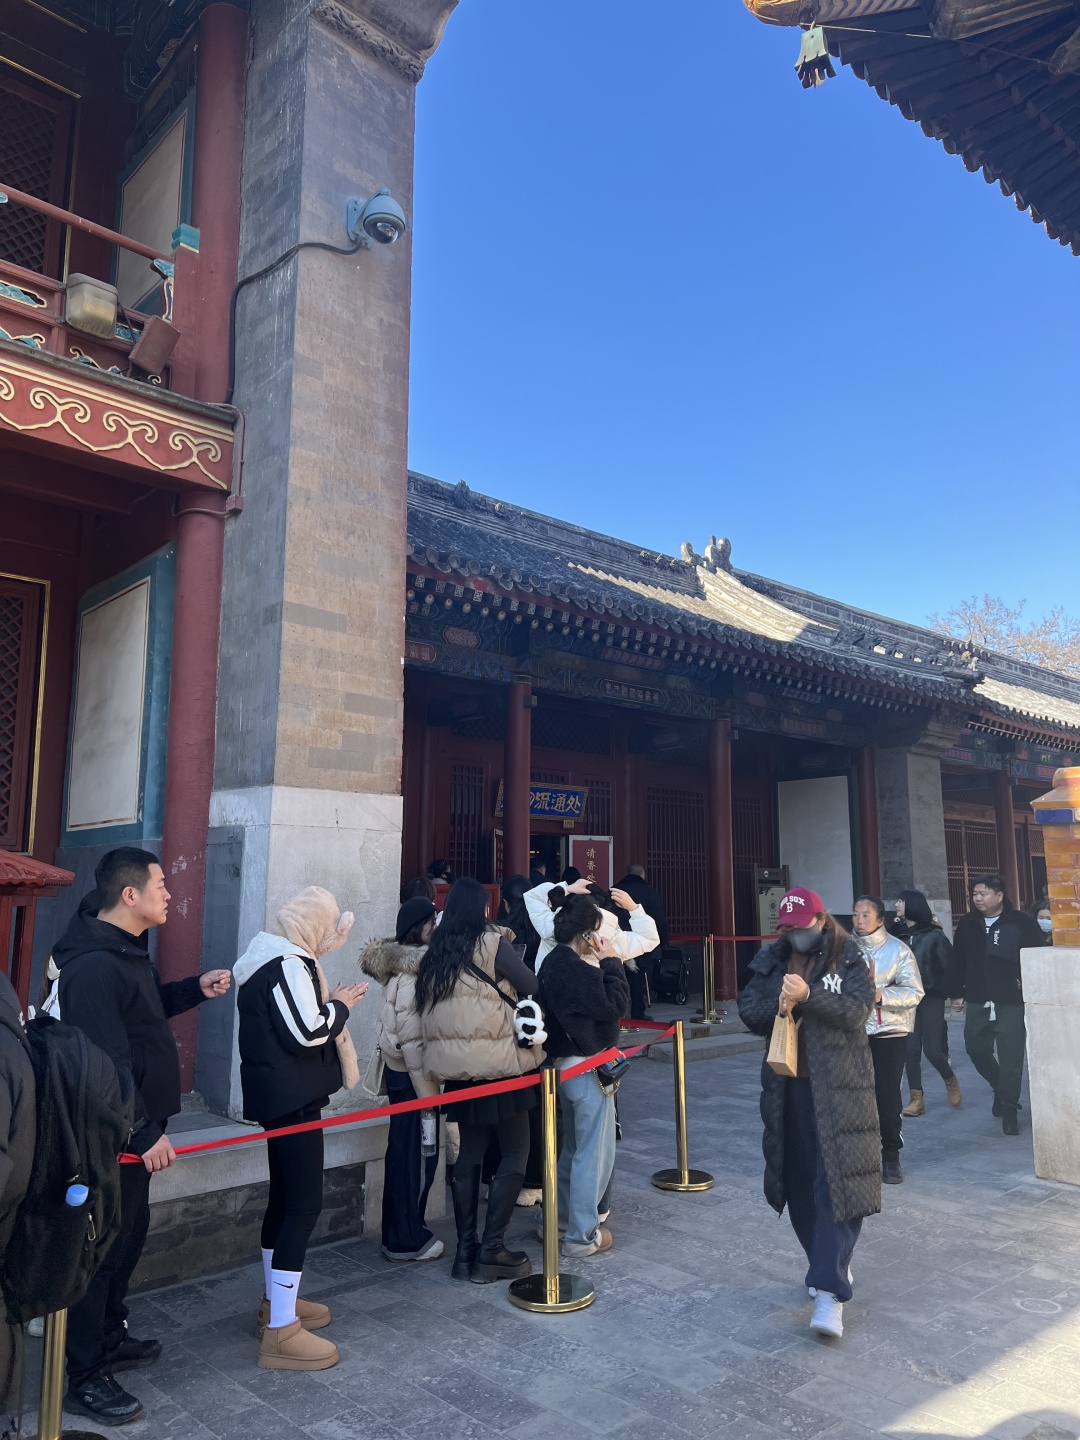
top-left (869, 1034), bottom-right (908, 1161)
top-left (457, 1113), bottom-right (530, 1176)
top-left (261, 1103), bottom-right (324, 1272)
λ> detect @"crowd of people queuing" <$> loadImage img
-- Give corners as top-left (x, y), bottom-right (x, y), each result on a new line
top-left (0, 844), bottom-right (1057, 1429)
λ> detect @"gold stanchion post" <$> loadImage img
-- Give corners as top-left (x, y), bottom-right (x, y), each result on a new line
top-left (652, 1022), bottom-right (715, 1192)
top-left (32, 1309), bottom-right (105, 1440)
top-left (508, 1068), bottom-right (595, 1313)
top-left (695, 937), bottom-right (718, 1024)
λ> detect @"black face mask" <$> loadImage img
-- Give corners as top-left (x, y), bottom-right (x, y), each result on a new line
top-left (789, 925), bottom-right (823, 954)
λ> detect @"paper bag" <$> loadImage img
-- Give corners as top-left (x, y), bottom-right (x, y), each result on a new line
top-left (766, 1012), bottom-right (801, 1077)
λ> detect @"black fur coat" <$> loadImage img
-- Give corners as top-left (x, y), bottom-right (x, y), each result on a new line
top-left (738, 934), bottom-right (881, 1225)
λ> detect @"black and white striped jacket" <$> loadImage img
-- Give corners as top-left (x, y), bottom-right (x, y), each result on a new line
top-left (235, 931), bottom-right (348, 1125)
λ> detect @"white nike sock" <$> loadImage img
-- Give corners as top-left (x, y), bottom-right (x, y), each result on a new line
top-left (261, 1248), bottom-right (274, 1300)
top-left (269, 1268), bottom-right (302, 1329)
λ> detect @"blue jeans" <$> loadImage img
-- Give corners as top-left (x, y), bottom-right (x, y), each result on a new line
top-left (557, 1065), bottom-right (616, 1249)
top-left (782, 1078), bottom-right (859, 1302)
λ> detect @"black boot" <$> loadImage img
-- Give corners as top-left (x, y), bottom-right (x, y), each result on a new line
top-left (450, 1164), bottom-right (481, 1280)
top-left (1002, 1110), bottom-right (1020, 1136)
top-left (471, 1173), bottom-right (532, 1284)
top-left (882, 1154), bottom-right (903, 1185)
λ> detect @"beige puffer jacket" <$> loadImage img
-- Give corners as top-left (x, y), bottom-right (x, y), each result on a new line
top-left (360, 938), bottom-right (438, 1099)
top-left (419, 930), bottom-right (543, 1083)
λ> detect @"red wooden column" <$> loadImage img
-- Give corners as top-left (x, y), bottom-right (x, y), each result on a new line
top-left (504, 681), bottom-right (533, 882)
top-left (708, 718), bottom-right (737, 1000)
top-left (856, 746), bottom-right (881, 897)
top-left (992, 766), bottom-right (1022, 905)
top-left (156, 4), bottom-right (247, 1084)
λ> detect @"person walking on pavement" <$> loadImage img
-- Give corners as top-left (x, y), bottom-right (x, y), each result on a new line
top-left (416, 878), bottom-right (544, 1284)
top-left (236, 887), bottom-right (367, 1371)
top-left (361, 897), bottom-right (444, 1264)
top-left (851, 897), bottom-right (923, 1185)
top-left (738, 887), bottom-right (880, 1341)
top-left (615, 865), bottom-right (669, 1020)
top-left (56, 848), bottom-right (231, 1426)
top-left (537, 892), bottom-right (629, 1260)
top-left (952, 874), bottom-right (1043, 1136)
top-left (895, 890), bottom-right (962, 1116)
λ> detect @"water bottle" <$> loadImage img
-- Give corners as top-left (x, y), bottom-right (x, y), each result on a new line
top-left (420, 1112), bottom-right (437, 1158)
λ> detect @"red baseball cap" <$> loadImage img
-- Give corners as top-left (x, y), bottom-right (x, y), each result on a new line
top-left (777, 887), bottom-right (824, 927)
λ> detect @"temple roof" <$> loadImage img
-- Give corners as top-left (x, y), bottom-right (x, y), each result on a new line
top-left (744, 0), bottom-right (1080, 254)
top-left (0, 853), bottom-right (75, 891)
top-left (406, 471), bottom-right (1080, 740)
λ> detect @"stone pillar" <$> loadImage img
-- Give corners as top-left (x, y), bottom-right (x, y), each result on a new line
top-left (875, 724), bottom-right (955, 932)
top-left (856, 745), bottom-right (881, 897)
top-left (991, 767), bottom-right (1021, 905)
top-left (208, 0), bottom-right (458, 1116)
top-left (1022, 767), bottom-right (1080, 1185)
top-left (504, 681), bottom-right (532, 882)
top-left (708, 718), bottom-right (736, 1001)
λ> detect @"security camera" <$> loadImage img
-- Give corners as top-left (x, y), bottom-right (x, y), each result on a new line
top-left (346, 188), bottom-right (407, 248)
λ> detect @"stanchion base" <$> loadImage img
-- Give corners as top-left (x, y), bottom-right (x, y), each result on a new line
top-left (507, 1272), bottom-right (596, 1313)
top-left (651, 1167), bottom-right (715, 1192)
top-left (32, 1431), bottom-right (106, 1439)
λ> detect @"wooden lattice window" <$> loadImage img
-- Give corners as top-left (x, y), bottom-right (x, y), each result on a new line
top-left (448, 764), bottom-right (485, 881)
top-left (0, 580), bottom-right (44, 851)
top-left (0, 74), bottom-right (74, 277)
top-left (579, 778), bottom-right (611, 837)
top-left (944, 817), bottom-right (999, 920)
top-left (646, 785), bottom-right (707, 934)
top-left (533, 709), bottom-right (611, 755)
top-left (733, 794), bottom-right (769, 937)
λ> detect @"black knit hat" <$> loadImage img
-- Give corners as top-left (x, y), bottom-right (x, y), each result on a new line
top-left (396, 896), bottom-right (436, 943)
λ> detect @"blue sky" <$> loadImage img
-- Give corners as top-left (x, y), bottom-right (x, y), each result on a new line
top-left (407, 0), bottom-right (1077, 632)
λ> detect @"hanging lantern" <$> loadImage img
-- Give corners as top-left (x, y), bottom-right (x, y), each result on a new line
top-left (795, 25), bottom-right (836, 88)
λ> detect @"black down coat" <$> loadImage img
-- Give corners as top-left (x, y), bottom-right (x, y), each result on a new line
top-left (738, 934), bottom-right (881, 1225)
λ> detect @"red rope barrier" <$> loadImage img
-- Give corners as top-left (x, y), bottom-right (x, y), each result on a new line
top-left (118, 1030), bottom-right (679, 1164)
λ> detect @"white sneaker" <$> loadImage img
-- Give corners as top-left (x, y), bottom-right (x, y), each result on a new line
top-left (598, 1210), bottom-right (610, 1223)
top-left (810, 1292), bottom-right (844, 1339)
top-left (516, 1187), bottom-right (543, 1207)
top-left (809, 1266), bottom-right (852, 1298)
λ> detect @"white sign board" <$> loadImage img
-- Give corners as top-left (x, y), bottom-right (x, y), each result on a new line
top-left (67, 580), bottom-right (150, 829)
top-left (777, 775), bottom-right (855, 915)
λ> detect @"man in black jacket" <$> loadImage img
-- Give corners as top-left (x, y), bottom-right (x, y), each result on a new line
top-left (56, 847), bottom-right (231, 1426)
top-left (952, 873), bottom-right (1043, 1136)
top-left (0, 971), bottom-right (35, 1432)
top-left (616, 865), bottom-right (669, 1020)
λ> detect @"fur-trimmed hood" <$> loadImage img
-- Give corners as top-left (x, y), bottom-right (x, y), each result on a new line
top-left (360, 938), bottom-right (426, 986)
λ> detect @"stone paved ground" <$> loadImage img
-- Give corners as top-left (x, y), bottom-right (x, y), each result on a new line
top-left (35, 1018), bottom-right (1080, 1439)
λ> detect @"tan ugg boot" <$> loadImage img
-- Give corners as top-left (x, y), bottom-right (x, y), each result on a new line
top-left (945, 1076), bottom-right (963, 1107)
top-left (257, 1296), bottom-right (331, 1334)
top-left (258, 1319), bottom-right (339, 1371)
top-left (902, 1089), bottom-right (925, 1117)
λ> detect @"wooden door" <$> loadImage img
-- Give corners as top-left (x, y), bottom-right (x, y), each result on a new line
top-left (0, 578), bottom-right (44, 851)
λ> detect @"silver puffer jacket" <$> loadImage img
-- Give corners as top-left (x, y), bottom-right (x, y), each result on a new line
top-left (854, 927), bottom-right (924, 1037)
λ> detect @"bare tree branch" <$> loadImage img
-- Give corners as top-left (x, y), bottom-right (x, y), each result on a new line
top-left (929, 594), bottom-right (1080, 677)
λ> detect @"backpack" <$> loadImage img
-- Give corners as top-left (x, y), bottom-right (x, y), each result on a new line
top-left (3, 1015), bottom-right (133, 1323)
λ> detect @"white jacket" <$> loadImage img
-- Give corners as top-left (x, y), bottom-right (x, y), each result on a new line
top-left (854, 927), bottom-right (924, 1037)
top-left (524, 882), bottom-right (660, 972)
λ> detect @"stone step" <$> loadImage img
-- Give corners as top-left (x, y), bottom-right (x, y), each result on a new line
top-left (642, 1029), bottom-right (763, 1063)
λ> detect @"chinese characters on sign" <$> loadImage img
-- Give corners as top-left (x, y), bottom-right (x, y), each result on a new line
top-left (568, 835), bottom-right (613, 888)
top-left (494, 783), bottom-right (589, 820)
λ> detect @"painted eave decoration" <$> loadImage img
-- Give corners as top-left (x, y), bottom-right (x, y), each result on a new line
top-left (0, 340), bottom-right (234, 490)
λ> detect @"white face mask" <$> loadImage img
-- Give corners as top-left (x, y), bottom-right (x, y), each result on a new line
top-left (1038, 917), bottom-right (1053, 933)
